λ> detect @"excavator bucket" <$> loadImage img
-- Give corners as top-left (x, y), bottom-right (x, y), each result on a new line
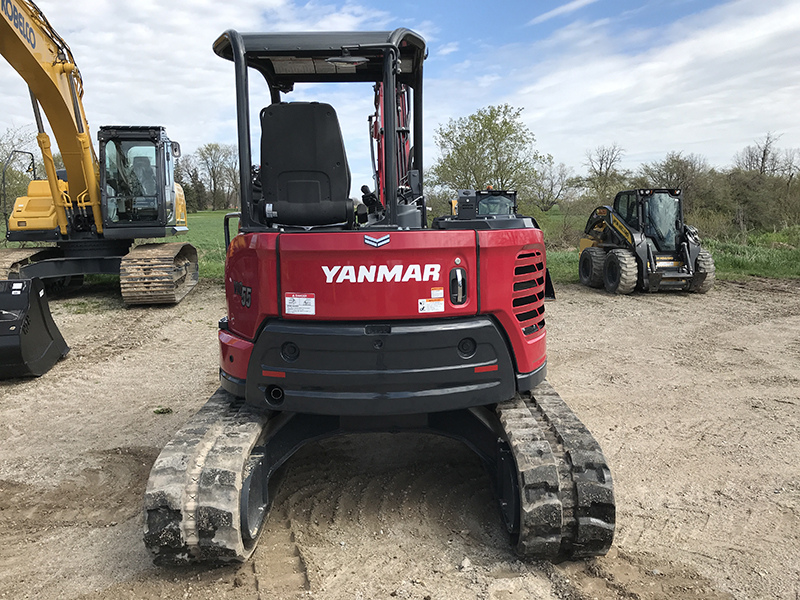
top-left (0, 278), bottom-right (69, 378)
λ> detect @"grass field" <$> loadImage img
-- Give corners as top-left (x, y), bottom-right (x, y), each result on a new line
top-left (534, 212), bottom-right (800, 284)
top-left (2, 210), bottom-right (798, 284)
top-left (183, 210), bottom-right (232, 280)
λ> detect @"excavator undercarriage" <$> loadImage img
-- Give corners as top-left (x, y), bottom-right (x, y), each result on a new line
top-left (0, 242), bottom-right (198, 305)
top-left (144, 381), bottom-right (614, 564)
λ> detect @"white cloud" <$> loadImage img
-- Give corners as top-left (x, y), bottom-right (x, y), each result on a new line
top-left (528, 0), bottom-right (599, 26)
top-left (4, 0), bottom-right (800, 188)
top-left (438, 42), bottom-right (459, 56)
top-left (425, 0), bottom-right (800, 172)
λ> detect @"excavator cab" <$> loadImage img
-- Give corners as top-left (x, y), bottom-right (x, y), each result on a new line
top-left (98, 126), bottom-right (186, 238)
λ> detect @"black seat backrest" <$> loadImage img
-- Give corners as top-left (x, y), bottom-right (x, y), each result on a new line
top-left (260, 102), bottom-right (353, 226)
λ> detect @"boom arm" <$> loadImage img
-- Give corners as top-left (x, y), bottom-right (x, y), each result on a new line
top-left (0, 0), bottom-right (102, 233)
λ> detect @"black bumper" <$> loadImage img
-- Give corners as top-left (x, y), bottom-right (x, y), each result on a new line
top-left (222, 316), bottom-right (544, 416)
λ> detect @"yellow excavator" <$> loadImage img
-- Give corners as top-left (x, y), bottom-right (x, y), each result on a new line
top-left (0, 0), bottom-right (198, 305)
top-left (1, 0), bottom-right (199, 378)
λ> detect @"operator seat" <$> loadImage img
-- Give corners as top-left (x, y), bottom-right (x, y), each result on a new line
top-left (133, 156), bottom-right (157, 196)
top-left (260, 102), bottom-right (354, 227)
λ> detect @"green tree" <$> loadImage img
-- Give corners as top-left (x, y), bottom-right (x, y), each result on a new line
top-left (196, 142), bottom-right (238, 210)
top-left (175, 157), bottom-right (208, 213)
top-left (428, 104), bottom-right (547, 206)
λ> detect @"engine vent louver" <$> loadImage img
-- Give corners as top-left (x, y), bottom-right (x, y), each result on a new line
top-left (513, 249), bottom-right (546, 337)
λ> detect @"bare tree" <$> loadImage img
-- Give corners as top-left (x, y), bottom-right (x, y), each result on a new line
top-left (637, 151), bottom-right (711, 214)
top-left (1, 125), bottom-right (40, 220)
top-left (733, 132), bottom-right (795, 177)
top-left (582, 143), bottom-right (628, 204)
top-left (220, 146), bottom-right (240, 209)
top-left (531, 156), bottom-right (575, 212)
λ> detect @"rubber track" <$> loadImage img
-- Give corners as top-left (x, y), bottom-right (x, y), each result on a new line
top-left (0, 248), bottom-right (46, 278)
top-left (120, 242), bottom-right (198, 305)
top-left (496, 381), bottom-right (615, 559)
top-left (144, 388), bottom-right (269, 564)
top-left (146, 381), bottom-right (614, 564)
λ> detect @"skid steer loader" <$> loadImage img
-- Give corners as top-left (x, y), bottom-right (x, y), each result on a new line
top-left (579, 188), bottom-right (715, 294)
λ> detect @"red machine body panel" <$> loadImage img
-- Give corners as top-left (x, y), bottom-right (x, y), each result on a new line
top-left (478, 229), bottom-right (548, 375)
top-left (278, 230), bottom-right (477, 321)
top-left (224, 231), bottom-right (280, 341)
top-left (220, 227), bottom-right (547, 382)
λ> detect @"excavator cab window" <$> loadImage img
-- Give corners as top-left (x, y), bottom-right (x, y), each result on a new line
top-left (642, 191), bottom-right (680, 252)
top-left (104, 140), bottom-right (159, 223)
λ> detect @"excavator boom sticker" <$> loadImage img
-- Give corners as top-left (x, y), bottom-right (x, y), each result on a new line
top-left (2, 0), bottom-right (37, 49)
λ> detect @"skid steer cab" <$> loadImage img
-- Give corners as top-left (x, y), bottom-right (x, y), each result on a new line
top-left (578, 188), bottom-right (715, 294)
top-left (0, 278), bottom-right (68, 378)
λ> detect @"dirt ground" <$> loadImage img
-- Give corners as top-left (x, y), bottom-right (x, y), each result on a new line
top-left (0, 278), bottom-right (798, 600)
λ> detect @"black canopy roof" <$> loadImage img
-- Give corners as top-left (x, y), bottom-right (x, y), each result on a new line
top-left (213, 29), bottom-right (426, 88)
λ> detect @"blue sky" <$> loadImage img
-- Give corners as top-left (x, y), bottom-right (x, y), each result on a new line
top-left (2, 0), bottom-right (799, 188)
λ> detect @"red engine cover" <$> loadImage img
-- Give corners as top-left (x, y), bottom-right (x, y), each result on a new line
top-left (279, 230), bottom-right (477, 320)
top-left (221, 227), bottom-right (546, 378)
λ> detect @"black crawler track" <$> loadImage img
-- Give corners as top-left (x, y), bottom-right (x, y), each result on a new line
top-left (498, 381), bottom-right (615, 559)
top-left (144, 390), bottom-right (269, 564)
top-left (120, 243), bottom-right (199, 305)
top-left (144, 381), bottom-right (615, 564)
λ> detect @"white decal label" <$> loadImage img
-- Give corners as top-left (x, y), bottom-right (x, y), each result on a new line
top-left (285, 292), bottom-right (315, 315)
top-left (418, 298), bottom-right (445, 313)
top-left (431, 287), bottom-right (444, 299)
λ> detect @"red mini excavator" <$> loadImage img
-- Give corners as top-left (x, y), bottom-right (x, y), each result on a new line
top-left (144, 29), bottom-right (615, 564)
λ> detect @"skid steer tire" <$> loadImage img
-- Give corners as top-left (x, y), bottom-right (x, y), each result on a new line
top-left (603, 249), bottom-right (637, 295)
top-left (579, 247), bottom-right (606, 288)
top-left (689, 249), bottom-right (716, 294)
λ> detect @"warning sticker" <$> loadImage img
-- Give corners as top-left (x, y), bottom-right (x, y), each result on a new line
top-left (418, 297), bottom-right (445, 313)
top-left (285, 292), bottom-right (315, 315)
top-left (430, 287), bottom-right (444, 299)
